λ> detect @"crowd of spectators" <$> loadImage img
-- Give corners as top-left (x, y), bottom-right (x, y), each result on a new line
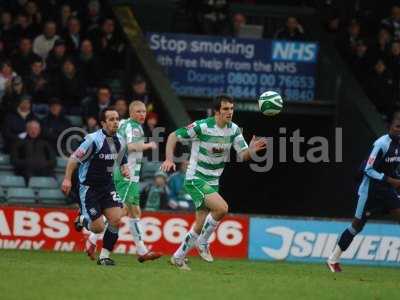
top-left (175, 1), bottom-right (400, 118)
top-left (0, 1), bottom-right (167, 194)
top-left (174, 0), bottom-right (308, 40)
top-left (0, 1), bottom-right (126, 115)
top-left (320, 1), bottom-right (400, 118)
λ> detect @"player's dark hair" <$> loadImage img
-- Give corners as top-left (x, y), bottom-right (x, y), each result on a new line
top-left (97, 84), bottom-right (111, 93)
top-left (26, 118), bottom-right (40, 127)
top-left (101, 17), bottom-right (115, 26)
top-left (63, 56), bottom-right (76, 67)
top-left (388, 110), bottom-right (400, 125)
top-left (31, 57), bottom-right (43, 65)
top-left (99, 107), bottom-right (117, 123)
top-left (213, 94), bottom-right (234, 112)
top-left (43, 20), bottom-right (57, 29)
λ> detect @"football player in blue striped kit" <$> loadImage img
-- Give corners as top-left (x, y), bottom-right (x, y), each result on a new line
top-left (327, 111), bottom-right (400, 272)
top-left (61, 107), bottom-right (130, 266)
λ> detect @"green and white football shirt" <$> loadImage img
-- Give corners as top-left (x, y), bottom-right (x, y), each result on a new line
top-left (117, 118), bottom-right (144, 183)
top-left (175, 117), bottom-right (248, 186)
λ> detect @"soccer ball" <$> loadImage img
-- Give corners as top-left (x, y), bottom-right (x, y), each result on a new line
top-left (258, 91), bottom-right (283, 116)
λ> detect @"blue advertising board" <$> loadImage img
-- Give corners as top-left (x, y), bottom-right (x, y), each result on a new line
top-left (249, 217), bottom-right (400, 266)
top-left (147, 32), bottom-right (318, 101)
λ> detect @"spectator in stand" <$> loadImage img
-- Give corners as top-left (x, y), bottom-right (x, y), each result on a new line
top-left (45, 39), bottom-right (67, 77)
top-left (40, 97), bottom-right (71, 151)
top-left (82, 85), bottom-right (112, 121)
top-left (24, 0), bottom-right (42, 34)
top-left (114, 98), bottom-right (128, 119)
top-left (76, 39), bottom-right (102, 88)
top-left (8, 0), bottom-right (28, 13)
top-left (37, 1), bottom-right (59, 23)
top-left (367, 28), bottom-right (391, 62)
top-left (0, 39), bottom-right (6, 62)
top-left (10, 119), bottom-right (56, 182)
top-left (0, 60), bottom-right (17, 100)
top-left (24, 58), bottom-right (50, 104)
top-left (127, 74), bottom-right (152, 105)
top-left (168, 160), bottom-right (194, 211)
top-left (367, 59), bottom-right (395, 117)
top-left (142, 111), bottom-right (160, 161)
top-left (323, 4), bottom-right (341, 35)
top-left (143, 111), bottom-right (159, 139)
top-left (33, 21), bottom-right (59, 60)
top-left (2, 95), bottom-right (36, 153)
top-left (57, 4), bottom-right (74, 33)
top-left (63, 16), bottom-right (83, 55)
top-left (141, 171), bottom-right (170, 211)
top-left (82, 0), bottom-right (103, 33)
top-left (83, 115), bottom-right (99, 133)
top-left (14, 13), bottom-right (37, 40)
top-left (11, 37), bottom-right (41, 78)
top-left (336, 19), bottom-right (362, 62)
top-left (232, 13), bottom-right (246, 37)
top-left (275, 16), bottom-right (305, 40)
top-left (0, 11), bottom-right (16, 54)
top-left (194, 0), bottom-right (231, 35)
top-left (328, 18), bottom-right (341, 34)
top-left (381, 5), bottom-right (400, 40)
top-left (2, 76), bottom-right (26, 114)
top-left (350, 40), bottom-right (370, 84)
top-left (53, 58), bottom-right (86, 110)
top-left (387, 41), bottom-right (400, 98)
top-left (89, 17), bottom-right (125, 72)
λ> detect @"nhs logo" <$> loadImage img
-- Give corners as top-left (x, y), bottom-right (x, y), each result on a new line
top-left (272, 41), bottom-right (318, 63)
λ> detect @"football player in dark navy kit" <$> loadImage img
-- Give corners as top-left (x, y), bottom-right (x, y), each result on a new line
top-left (327, 111), bottom-right (400, 272)
top-left (62, 108), bottom-right (130, 266)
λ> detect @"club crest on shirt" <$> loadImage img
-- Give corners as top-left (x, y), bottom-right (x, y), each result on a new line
top-left (186, 123), bottom-right (195, 130)
top-left (132, 128), bottom-right (141, 136)
top-left (73, 148), bottom-right (85, 159)
top-left (212, 147), bottom-right (224, 154)
top-left (367, 156), bottom-right (375, 165)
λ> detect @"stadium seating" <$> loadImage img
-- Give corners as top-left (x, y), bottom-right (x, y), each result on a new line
top-left (57, 157), bottom-right (68, 168)
top-left (0, 170), bottom-right (14, 177)
top-left (141, 161), bottom-right (162, 180)
top-left (28, 177), bottom-right (59, 190)
top-left (106, 78), bottom-right (124, 95)
top-left (0, 175), bottom-right (25, 188)
top-left (0, 186), bottom-right (5, 202)
top-left (56, 173), bottom-right (65, 184)
top-left (38, 189), bottom-right (67, 205)
top-left (139, 180), bottom-right (151, 192)
top-left (0, 153), bottom-right (13, 171)
top-left (7, 187), bottom-right (36, 204)
top-left (55, 157), bottom-right (68, 175)
top-left (65, 115), bottom-right (83, 127)
top-left (0, 134), bottom-right (4, 152)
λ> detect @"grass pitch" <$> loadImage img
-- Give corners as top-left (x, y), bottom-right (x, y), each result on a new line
top-left (0, 250), bottom-right (399, 300)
